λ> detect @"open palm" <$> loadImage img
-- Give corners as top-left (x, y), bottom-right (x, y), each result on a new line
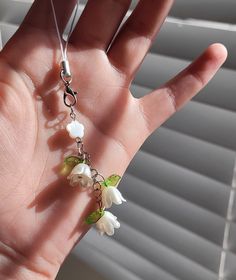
top-left (0, 0), bottom-right (227, 279)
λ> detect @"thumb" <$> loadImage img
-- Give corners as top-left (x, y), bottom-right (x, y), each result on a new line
top-left (139, 43), bottom-right (228, 135)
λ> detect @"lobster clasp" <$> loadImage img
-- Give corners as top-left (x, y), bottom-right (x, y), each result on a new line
top-left (64, 85), bottom-right (78, 108)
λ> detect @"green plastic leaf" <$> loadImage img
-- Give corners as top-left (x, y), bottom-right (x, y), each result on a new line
top-left (60, 156), bottom-right (84, 176)
top-left (64, 156), bottom-right (83, 166)
top-left (101, 181), bottom-right (108, 187)
top-left (85, 209), bottom-right (105, 224)
top-left (103, 174), bottom-right (121, 187)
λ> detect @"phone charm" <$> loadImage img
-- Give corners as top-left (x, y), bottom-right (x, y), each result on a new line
top-left (50, 0), bottom-right (127, 236)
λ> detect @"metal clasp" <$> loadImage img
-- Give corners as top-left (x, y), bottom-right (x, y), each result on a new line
top-left (63, 85), bottom-right (78, 108)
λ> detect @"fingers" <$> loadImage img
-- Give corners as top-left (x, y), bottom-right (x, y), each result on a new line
top-left (107, 0), bottom-right (174, 76)
top-left (22, 0), bottom-right (77, 32)
top-left (70, 0), bottom-right (131, 50)
top-left (139, 43), bottom-right (228, 134)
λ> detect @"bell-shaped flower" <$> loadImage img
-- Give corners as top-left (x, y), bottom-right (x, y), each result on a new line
top-left (102, 186), bottom-right (126, 208)
top-left (67, 163), bottom-right (93, 187)
top-left (95, 211), bottom-right (120, 236)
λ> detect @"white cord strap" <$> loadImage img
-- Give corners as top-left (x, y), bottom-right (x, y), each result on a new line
top-left (50, 0), bottom-right (79, 77)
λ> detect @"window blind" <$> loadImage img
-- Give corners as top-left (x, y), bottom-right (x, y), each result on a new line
top-left (1, 1), bottom-right (236, 280)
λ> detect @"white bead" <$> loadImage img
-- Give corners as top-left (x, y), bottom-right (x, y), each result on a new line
top-left (66, 120), bottom-right (84, 139)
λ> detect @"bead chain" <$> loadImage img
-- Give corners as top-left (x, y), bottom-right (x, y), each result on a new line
top-left (61, 72), bottom-right (105, 212)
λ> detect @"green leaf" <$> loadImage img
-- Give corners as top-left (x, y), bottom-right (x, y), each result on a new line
top-left (64, 156), bottom-right (83, 166)
top-left (85, 209), bottom-right (105, 224)
top-left (60, 156), bottom-right (84, 176)
top-left (104, 174), bottom-right (121, 187)
top-left (101, 181), bottom-right (108, 187)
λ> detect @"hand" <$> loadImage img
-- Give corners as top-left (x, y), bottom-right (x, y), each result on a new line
top-left (0, 0), bottom-right (227, 279)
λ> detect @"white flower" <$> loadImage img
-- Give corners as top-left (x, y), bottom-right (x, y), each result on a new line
top-left (96, 211), bottom-right (120, 236)
top-left (66, 120), bottom-right (84, 139)
top-left (102, 186), bottom-right (126, 208)
top-left (67, 163), bottom-right (93, 187)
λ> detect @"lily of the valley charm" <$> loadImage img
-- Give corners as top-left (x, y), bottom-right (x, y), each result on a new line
top-left (101, 177), bottom-right (126, 208)
top-left (54, 0), bottom-right (125, 238)
top-left (85, 173), bottom-right (126, 236)
top-left (60, 65), bottom-right (126, 237)
top-left (67, 163), bottom-right (93, 187)
top-left (62, 132), bottom-right (127, 236)
top-left (95, 211), bottom-right (121, 236)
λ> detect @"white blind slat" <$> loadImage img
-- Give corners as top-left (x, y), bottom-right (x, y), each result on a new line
top-left (152, 18), bottom-right (236, 70)
top-left (142, 127), bottom-right (235, 184)
top-left (110, 222), bottom-right (218, 280)
top-left (0, 30), bottom-right (2, 50)
top-left (74, 241), bottom-right (143, 280)
top-left (128, 150), bottom-right (230, 217)
top-left (123, 173), bottom-right (228, 246)
top-left (82, 230), bottom-right (180, 280)
top-left (0, 22), bottom-right (18, 46)
top-left (169, 0), bottom-right (236, 24)
top-left (225, 250), bottom-right (236, 280)
top-left (113, 200), bottom-right (224, 272)
top-left (128, 0), bottom-right (236, 24)
top-left (0, 0), bottom-right (32, 26)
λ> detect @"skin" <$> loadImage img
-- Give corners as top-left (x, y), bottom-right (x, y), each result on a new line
top-left (0, 0), bottom-right (227, 279)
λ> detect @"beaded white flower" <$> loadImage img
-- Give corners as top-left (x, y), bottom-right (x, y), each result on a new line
top-left (63, 155), bottom-right (125, 236)
top-left (95, 211), bottom-right (120, 236)
top-left (66, 120), bottom-right (85, 139)
top-left (102, 186), bottom-right (126, 208)
top-left (67, 163), bottom-right (93, 187)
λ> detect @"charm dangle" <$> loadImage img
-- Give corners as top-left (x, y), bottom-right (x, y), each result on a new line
top-left (59, 63), bottom-right (127, 235)
top-left (51, 0), bottom-right (126, 236)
